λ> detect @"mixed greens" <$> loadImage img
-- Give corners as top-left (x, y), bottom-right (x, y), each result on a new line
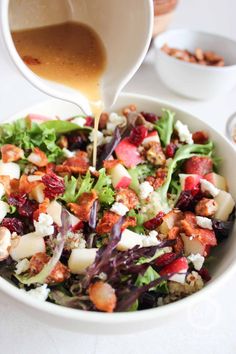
top-left (0, 106), bottom-right (234, 312)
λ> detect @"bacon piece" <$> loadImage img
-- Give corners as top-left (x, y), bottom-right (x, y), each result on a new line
top-left (27, 147), bottom-right (48, 167)
top-left (180, 212), bottom-right (217, 246)
top-left (33, 198), bottom-right (50, 221)
top-left (68, 190), bottom-right (97, 221)
top-left (1, 144), bottom-right (24, 163)
top-left (19, 174), bottom-right (41, 194)
top-left (29, 252), bottom-right (70, 284)
top-left (168, 226), bottom-right (184, 253)
top-left (116, 188), bottom-right (139, 209)
top-left (89, 281), bottom-right (117, 312)
top-left (56, 151), bottom-right (89, 174)
top-left (96, 211), bottom-right (136, 235)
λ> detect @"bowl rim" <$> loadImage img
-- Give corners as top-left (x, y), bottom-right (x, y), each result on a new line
top-left (154, 28), bottom-right (236, 71)
top-left (1, 91), bottom-right (236, 325)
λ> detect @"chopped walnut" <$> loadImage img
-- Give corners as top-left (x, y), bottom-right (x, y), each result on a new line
top-left (195, 198), bottom-right (218, 217)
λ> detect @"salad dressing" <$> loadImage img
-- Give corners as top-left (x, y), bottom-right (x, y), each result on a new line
top-left (11, 22), bottom-right (106, 166)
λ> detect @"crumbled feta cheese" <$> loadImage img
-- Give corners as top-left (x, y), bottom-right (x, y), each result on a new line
top-left (149, 230), bottom-right (158, 238)
top-left (0, 183), bottom-right (5, 199)
top-left (200, 179), bottom-right (219, 197)
top-left (170, 272), bottom-right (187, 284)
top-left (142, 231), bottom-right (160, 247)
top-left (89, 129), bottom-right (104, 146)
top-left (110, 202), bottom-right (129, 216)
top-left (22, 284), bottom-right (50, 301)
top-left (107, 112), bottom-right (126, 131)
top-left (15, 258), bottom-right (30, 275)
top-left (196, 216), bottom-right (213, 230)
top-left (175, 120), bottom-right (193, 145)
top-left (157, 297), bottom-right (164, 306)
top-left (71, 117), bottom-right (86, 127)
top-left (139, 181), bottom-right (154, 199)
top-left (89, 166), bottom-right (96, 173)
top-left (62, 148), bottom-right (76, 158)
top-left (188, 253), bottom-right (205, 271)
top-left (34, 213), bottom-right (54, 236)
top-left (0, 228), bottom-right (11, 259)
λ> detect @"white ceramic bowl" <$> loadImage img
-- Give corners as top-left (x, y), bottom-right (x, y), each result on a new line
top-left (154, 29), bottom-right (236, 100)
top-left (1, 93), bottom-right (236, 334)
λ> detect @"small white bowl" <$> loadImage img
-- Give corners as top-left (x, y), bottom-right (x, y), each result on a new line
top-left (1, 93), bottom-right (236, 334)
top-left (154, 29), bottom-right (236, 100)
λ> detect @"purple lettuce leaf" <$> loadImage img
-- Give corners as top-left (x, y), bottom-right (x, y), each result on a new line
top-left (96, 127), bottom-right (121, 169)
top-left (88, 200), bottom-right (99, 230)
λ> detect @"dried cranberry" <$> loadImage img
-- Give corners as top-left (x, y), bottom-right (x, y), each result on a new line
top-left (166, 143), bottom-right (177, 158)
top-left (85, 116), bottom-right (94, 127)
top-left (175, 188), bottom-right (202, 211)
top-left (18, 199), bottom-right (38, 218)
top-left (141, 112), bottom-right (159, 123)
top-left (198, 267), bottom-right (211, 282)
top-left (129, 125), bottom-right (148, 146)
top-left (155, 252), bottom-right (176, 268)
top-left (8, 193), bottom-right (26, 207)
top-left (1, 217), bottom-right (24, 235)
top-left (144, 211), bottom-right (165, 230)
top-left (192, 131), bottom-right (209, 144)
top-left (66, 132), bottom-right (87, 150)
top-left (175, 191), bottom-right (195, 211)
top-left (42, 173), bottom-right (65, 199)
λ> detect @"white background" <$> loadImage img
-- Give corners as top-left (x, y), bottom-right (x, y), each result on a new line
top-left (1, 0), bottom-right (236, 353)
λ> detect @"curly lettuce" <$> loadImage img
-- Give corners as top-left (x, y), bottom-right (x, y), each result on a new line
top-left (155, 109), bottom-right (175, 146)
top-left (61, 169), bottom-right (114, 205)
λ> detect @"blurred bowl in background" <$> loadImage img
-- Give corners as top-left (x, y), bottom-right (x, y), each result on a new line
top-left (153, 0), bottom-right (179, 37)
top-left (154, 29), bottom-right (236, 100)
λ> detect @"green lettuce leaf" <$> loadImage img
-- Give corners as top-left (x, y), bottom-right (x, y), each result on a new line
top-left (0, 118), bottom-right (64, 162)
top-left (61, 169), bottom-right (114, 205)
top-left (135, 266), bottom-right (160, 291)
top-left (94, 168), bottom-right (114, 205)
top-left (128, 164), bottom-right (155, 194)
top-left (128, 209), bottom-right (145, 234)
top-left (155, 109), bottom-right (175, 146)
top-left (40, 120), bottom-right (91, 134)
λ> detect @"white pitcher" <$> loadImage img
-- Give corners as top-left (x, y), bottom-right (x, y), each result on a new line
top-left (1, 0), bottom-right (153, 114)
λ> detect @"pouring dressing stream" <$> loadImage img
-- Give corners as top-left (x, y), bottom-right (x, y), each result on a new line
top-left (12, 22), bottom-right (106, 166)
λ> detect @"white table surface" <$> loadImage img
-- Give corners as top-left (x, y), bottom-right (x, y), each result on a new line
top-left (1, 1), bottom-right (236, 353)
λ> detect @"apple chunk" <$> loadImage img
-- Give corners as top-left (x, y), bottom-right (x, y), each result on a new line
top-left (204, 173), bottom-right (227, 191)
top-left (10, 234), bottom-right (45, 261)
top-left (0, 160), bottom-right (20, 180)
top-left (0, 201), bottom-right (9, 223)
top-left (179, 174), bottom-right (201, 191)
top-left (142, 131), bottom-right (160, 146)
top-left (181, 233), bottom-right (206, 256)
top-left (159, 210), bottom-right (183, 235)
top-left (109, 163), bottom-right (132, 189)
top-left (68, 248), bottom-right (98, 274)
top-left (115, 138), bottom-right (143, 168)
top-left (214, 190), bottom-right (235, 221)
top-left (47, 200), bottom-right (62, 226)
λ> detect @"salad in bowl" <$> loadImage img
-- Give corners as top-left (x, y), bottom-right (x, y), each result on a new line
top-left (0, 101), bottom-right (234, 313)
